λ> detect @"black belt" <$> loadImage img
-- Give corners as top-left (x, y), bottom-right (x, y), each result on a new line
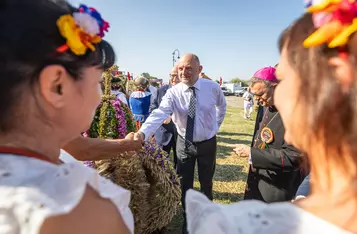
top-left (178, 134), bottom-right (215, 145)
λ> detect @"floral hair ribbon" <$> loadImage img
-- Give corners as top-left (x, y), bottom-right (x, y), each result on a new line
top-left (56, 4), bottom-right (110, 55)
top-left (303, 0), bottom-right (357, 49)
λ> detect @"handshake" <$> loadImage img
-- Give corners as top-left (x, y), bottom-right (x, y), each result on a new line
top-left (116, 132), bottom-right (146, 154)
top-left (125, 131), bottom-right (146, 145)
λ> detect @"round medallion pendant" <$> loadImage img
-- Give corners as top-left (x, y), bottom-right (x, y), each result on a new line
top-left (260, 127), bottom-right (274, 144)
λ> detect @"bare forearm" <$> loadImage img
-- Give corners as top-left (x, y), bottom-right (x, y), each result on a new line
top-left (63, 136), bottom-right (140, 161)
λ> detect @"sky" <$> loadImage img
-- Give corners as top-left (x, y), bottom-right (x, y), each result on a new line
top-left (69, 0), bottom-right (304, 82)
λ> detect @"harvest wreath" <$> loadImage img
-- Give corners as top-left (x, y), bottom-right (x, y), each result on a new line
top-left (83, 65), bottom-right (180, 234)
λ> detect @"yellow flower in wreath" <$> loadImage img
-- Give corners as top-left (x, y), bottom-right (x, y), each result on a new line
top-left (56, 14), bottom-right (102, 55)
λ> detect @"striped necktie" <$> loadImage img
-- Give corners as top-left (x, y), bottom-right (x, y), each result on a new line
top-left (185, 87), bottom-right (196, 147)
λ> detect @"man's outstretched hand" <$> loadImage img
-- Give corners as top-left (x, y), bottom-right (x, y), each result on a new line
top-left (130, 131), bottom-right (145, 143)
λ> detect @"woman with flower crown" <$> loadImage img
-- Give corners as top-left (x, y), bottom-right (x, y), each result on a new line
top-left (0, 1), bottom-right (134, 233)
top-left (184, 0), bottom-right (357, 233)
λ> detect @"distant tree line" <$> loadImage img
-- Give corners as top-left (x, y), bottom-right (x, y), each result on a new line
top-left (213, 78), bottom-right (249, 86)
top-left (140, 72), bottom-right (249, 87)
top-left (140, 72), bottom-right (160, 87)
top-left (141, 72), bottom-right (158, 80)
top-left (229, 78), bottom-right (249, 86)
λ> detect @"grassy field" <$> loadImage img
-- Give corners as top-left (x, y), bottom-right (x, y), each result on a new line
top-left (165, 99), bottom-right (256, 233)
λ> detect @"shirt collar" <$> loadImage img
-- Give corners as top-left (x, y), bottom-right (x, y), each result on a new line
top-left (182, 78), bottom-right (201, 92)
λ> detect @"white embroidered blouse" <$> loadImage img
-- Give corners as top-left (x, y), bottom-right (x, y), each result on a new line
top-left (186, 189), bottom-right (351, 234)
top-left (0, 150), bottom-right (134, 234)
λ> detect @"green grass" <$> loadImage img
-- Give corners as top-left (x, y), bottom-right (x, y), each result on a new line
top-left (164, 106), bottom-right (256, 233)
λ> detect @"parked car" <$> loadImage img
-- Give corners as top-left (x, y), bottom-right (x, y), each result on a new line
top-left (224, 83), bottom-right (241, 94)
top-left (221, 86), bottom-right (232, 96)
top-left (234, 87), bottom-right (248, 97)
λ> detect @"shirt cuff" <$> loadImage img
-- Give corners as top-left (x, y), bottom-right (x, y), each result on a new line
top-left (139, 127), bottom-right (150, 141)
top-left (294, 195), bottom-right (306, 200)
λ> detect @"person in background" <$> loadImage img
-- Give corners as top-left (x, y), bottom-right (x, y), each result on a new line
top-left (111, 85), bottom-right (128, 105)
top-left (199, 72), bottom-right (212, 80)
top-left (233, 66), bottom-right (304, 203)
top-left (129, 76), bottom-right (151, 131)
top-left (242, 89), bottom-right (254, 119)
top-left (148, 82), bottom-right (158, 104)
top-left (111, 87), bottom-right (128, 105)
top-left (150, 65), bottom-right (180, 168)
top-left (294, 173), bottom-right (310, 201)
top-left (133, 53), bottom-right (226, 234)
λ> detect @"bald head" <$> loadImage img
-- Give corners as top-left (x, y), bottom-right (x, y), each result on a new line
top-left (170, 65), bottom-right (178, 74)
top-left (178, 53), bottom-right (203, 86)
top-left (179, 53), bottom-right (200, 66)
top-left (169, 65), bottom-right (180, 86)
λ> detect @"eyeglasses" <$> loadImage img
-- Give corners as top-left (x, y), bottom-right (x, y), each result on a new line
top-left (251, 88), bottom-right (269, 97)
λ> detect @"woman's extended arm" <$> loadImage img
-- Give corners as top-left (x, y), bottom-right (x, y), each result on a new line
top-left (63, 135), bottom-right (142, 161)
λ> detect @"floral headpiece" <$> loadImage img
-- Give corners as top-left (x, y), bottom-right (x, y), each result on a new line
top-left (56, 4), bottom-right (110, 55)
top-left (303, 0), bottom-right (357, 49)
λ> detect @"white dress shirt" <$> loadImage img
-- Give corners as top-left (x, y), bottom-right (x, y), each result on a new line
top-left (140, 78), bottom-right (227, 142)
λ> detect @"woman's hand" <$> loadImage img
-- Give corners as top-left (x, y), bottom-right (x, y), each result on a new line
top-left (109, 133), bottom-right (142, 152)
top-left (125, 132), bottom-right (135, 140)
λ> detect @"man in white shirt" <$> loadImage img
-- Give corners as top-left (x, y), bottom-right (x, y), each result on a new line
top-left (133, 54), bottom-right (226, 233)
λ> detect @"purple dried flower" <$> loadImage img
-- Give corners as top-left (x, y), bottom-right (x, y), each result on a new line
top-left (83, 161), bottom-right (95, 168)
top-left (143, 141), bottom-right (180, 185)
top-left (111, 99), bottom-right (127, 139)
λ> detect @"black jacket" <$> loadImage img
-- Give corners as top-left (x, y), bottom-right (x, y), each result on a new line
top-left (244, 106), bottom-right (305, 203)
top-left (149, 85), bottom-right (176, 145)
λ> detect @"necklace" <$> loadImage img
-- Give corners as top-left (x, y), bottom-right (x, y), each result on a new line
top-left (253, 108), bottom-right (279, 148)
top-left (0, 146), bottom-right (56, 164)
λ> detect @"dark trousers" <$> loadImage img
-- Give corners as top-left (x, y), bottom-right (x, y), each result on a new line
top-left (162, 131), bottom-right (178, 169)
top-left (176, 135), bottom-right (217, 232)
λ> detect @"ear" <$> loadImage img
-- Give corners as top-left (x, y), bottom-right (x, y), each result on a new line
top-left (328, 56), bottom-right (354, 93)
top-left (198, 65), bottom-right (203, 74)
top-left (38, 65), bottom-right (69, 108)
top-left (185, 189), bottom-right (212, 221)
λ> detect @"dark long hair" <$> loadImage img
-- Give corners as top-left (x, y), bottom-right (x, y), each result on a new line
top-left (0, 0), bottom-right (116, 131)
